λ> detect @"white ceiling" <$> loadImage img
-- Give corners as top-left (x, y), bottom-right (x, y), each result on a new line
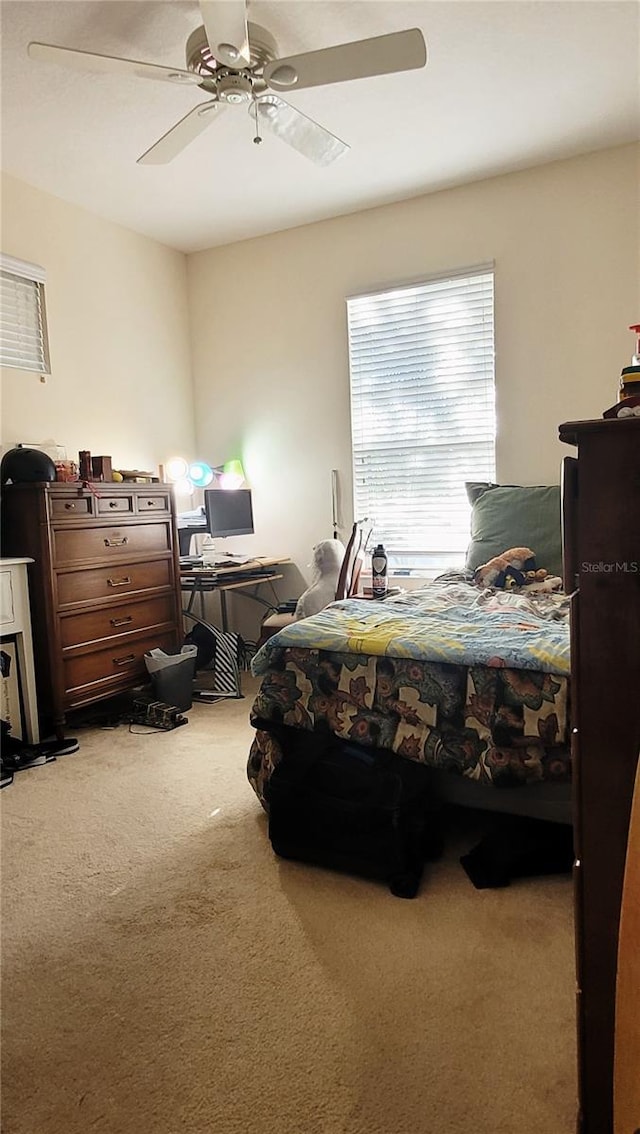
top-left (1, 1), bottom-right (638, 252)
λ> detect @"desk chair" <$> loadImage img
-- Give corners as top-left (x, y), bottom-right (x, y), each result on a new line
top-left (258, 522), bottom-right (369, 648)
top-left (335, 520), bottom-right (368, 600)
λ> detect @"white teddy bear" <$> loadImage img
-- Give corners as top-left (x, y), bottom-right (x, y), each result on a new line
top-left (295, 539), bottom-right (345, 620)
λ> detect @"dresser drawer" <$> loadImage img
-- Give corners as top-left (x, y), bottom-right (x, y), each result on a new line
top-left (136, 493), bottom-right (170, 514)
top-left (96, 494), bottom-right (135, 515)
top-left (60, 595), bottom-right (176, 650)
top-left (50, 495), bottom-right (93, 519)
top-left (57, 559), bottom-right (173, 607)
top-left (63, 629), bottom-right (176, 698)
top-left (53, 522), bottom-right (171, 566)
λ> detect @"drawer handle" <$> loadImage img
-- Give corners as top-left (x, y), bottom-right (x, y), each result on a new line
top-left (109, 501), bottom-right (119, 509)
top-left (110, 615), bottom-right (133, 627)
top-left (113, 654), bottom-right (136, 667)
top-left (146, 500), bottom-right (156, 507)
top-left (107, 576), bottom-right (132, 588)
top-left (104, 536), bottom-right (128, 547)
top-left (64, 502), bottom-right (76, 511)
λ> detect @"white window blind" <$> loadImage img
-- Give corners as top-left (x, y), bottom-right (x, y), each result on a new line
top-left (0, 254), bottom-right (50, 374)
top-left (347, 266), bottom-right (495, 571)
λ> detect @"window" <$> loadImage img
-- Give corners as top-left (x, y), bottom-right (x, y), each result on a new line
top-left (347, 265), bottom-right (495, 572)
top-left (0, 254), bottom-right (50, 374)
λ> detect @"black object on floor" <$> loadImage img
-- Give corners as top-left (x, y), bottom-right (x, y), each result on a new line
top-left (67, 693), bottom-right (135, 729)
top-left (264, 726), bottom-right (442, 899)
top-left (184, 622), bottom-right (217, 671)
top-left (37, 738), bottom-right (79, 757)
top-left (459, 815), bottom-right (574, 889)
top-left (0, 718), bottom-right (79, 783)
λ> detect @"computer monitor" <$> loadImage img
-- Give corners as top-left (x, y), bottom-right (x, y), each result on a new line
top-left (204, 488), bottom-right (254, 538)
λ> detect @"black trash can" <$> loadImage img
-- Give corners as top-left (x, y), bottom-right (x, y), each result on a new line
top-left (144, 646), bottom-right (197, 712)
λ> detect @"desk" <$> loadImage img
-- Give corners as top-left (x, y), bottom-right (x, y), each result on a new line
top-left (180, 558), bottom-right (291, 632)
top-left (0, 558), bottom-right (40, 743)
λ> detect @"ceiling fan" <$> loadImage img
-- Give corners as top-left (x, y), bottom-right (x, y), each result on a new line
top-left (27, 0), bottom-right (427, 167)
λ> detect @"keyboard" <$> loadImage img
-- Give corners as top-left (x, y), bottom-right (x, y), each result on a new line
top-left (213, 554), bottom-right (254, 565)
top-left (180, 558), bottom-right (254, 570)
top-left (180, 557), bottom-right (269, 574)
top-left (212, 559), bottom-right (244, 568)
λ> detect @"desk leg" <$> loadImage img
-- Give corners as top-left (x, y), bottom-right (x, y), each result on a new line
top-left (15, 630), bottom-right (40, 745)
top-left (220, 591), bottom-right (229, 634)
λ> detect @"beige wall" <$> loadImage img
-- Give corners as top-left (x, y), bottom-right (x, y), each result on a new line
top-left (0, 172), bottom-right (195, 473)
top-left (187, 144), bottom-right (640, 579)
top-left (2, 147), bottom-right (637, 629)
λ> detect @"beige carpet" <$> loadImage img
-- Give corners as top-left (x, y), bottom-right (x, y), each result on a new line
top-left (1, 678), bottom-right (576, 1134)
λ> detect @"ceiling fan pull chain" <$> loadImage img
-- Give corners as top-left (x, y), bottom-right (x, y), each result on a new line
top-left (252, 100), bottom-right (262, 145)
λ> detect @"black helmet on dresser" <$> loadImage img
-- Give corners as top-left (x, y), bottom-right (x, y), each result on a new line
top-left (1, 445), bottom-right (56, 485)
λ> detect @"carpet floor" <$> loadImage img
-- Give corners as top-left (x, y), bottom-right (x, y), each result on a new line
top-left (1, 678), bottom-right (576, 1134)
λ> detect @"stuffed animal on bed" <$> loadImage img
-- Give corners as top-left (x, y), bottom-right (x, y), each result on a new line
top-left (295, 539), bottom-right (345, 619)
top-left (473, 546), bottom-right (549, 590)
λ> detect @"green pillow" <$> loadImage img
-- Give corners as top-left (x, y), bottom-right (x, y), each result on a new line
top-left (465, 483), bottom-right (563, 578)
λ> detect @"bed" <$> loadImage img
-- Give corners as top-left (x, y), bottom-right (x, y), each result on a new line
top-left (247, 482), bottom-right (572, 826)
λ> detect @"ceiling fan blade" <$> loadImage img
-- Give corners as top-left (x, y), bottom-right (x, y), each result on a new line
top-left (253, 96), bottom-right (349, 167)
top-left (27, 42), bottom-right (200, 85)
top-left (137, 101), bottom-right (224, 164)
top-left (199, 0), bottom-right (251, 69)
top-left (264, 28), bottom-right (426, 92)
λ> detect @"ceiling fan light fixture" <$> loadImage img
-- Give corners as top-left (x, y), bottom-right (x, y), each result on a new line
top-left (269, 64), bottom-right (298, 87)
top-left (217, 71), bottom-right (252, 103)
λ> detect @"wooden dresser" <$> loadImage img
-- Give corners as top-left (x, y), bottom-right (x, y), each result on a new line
top-left (1, 482), bottom-right (183, 735)
top-left (560, 417), bottom-right (640, 1134)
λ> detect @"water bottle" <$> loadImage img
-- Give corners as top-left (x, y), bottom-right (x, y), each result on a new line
top-left (371, 543), bottom-right (388, 598)
top-left (202, 534), bottom-right (217, 567)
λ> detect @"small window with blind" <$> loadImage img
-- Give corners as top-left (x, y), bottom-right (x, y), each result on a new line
top-left (347, 266), bottom-right (495, 573)
top-left (0, 254), bottom-right (51, 375)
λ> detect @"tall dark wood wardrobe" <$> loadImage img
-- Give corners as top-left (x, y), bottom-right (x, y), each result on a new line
top-left (560, 416), bottom-right (640, 1134)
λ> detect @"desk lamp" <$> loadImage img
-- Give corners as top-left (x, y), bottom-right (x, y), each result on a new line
top-left (165, 457), bottom-right (246, 493)
top-left (219, 459), bottom-right (245, 490)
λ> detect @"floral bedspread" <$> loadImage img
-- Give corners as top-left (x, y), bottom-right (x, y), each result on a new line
top-left (251, 583), bottom-right (571, 678)
top-left (247, 647), bottom-right (570, 807)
